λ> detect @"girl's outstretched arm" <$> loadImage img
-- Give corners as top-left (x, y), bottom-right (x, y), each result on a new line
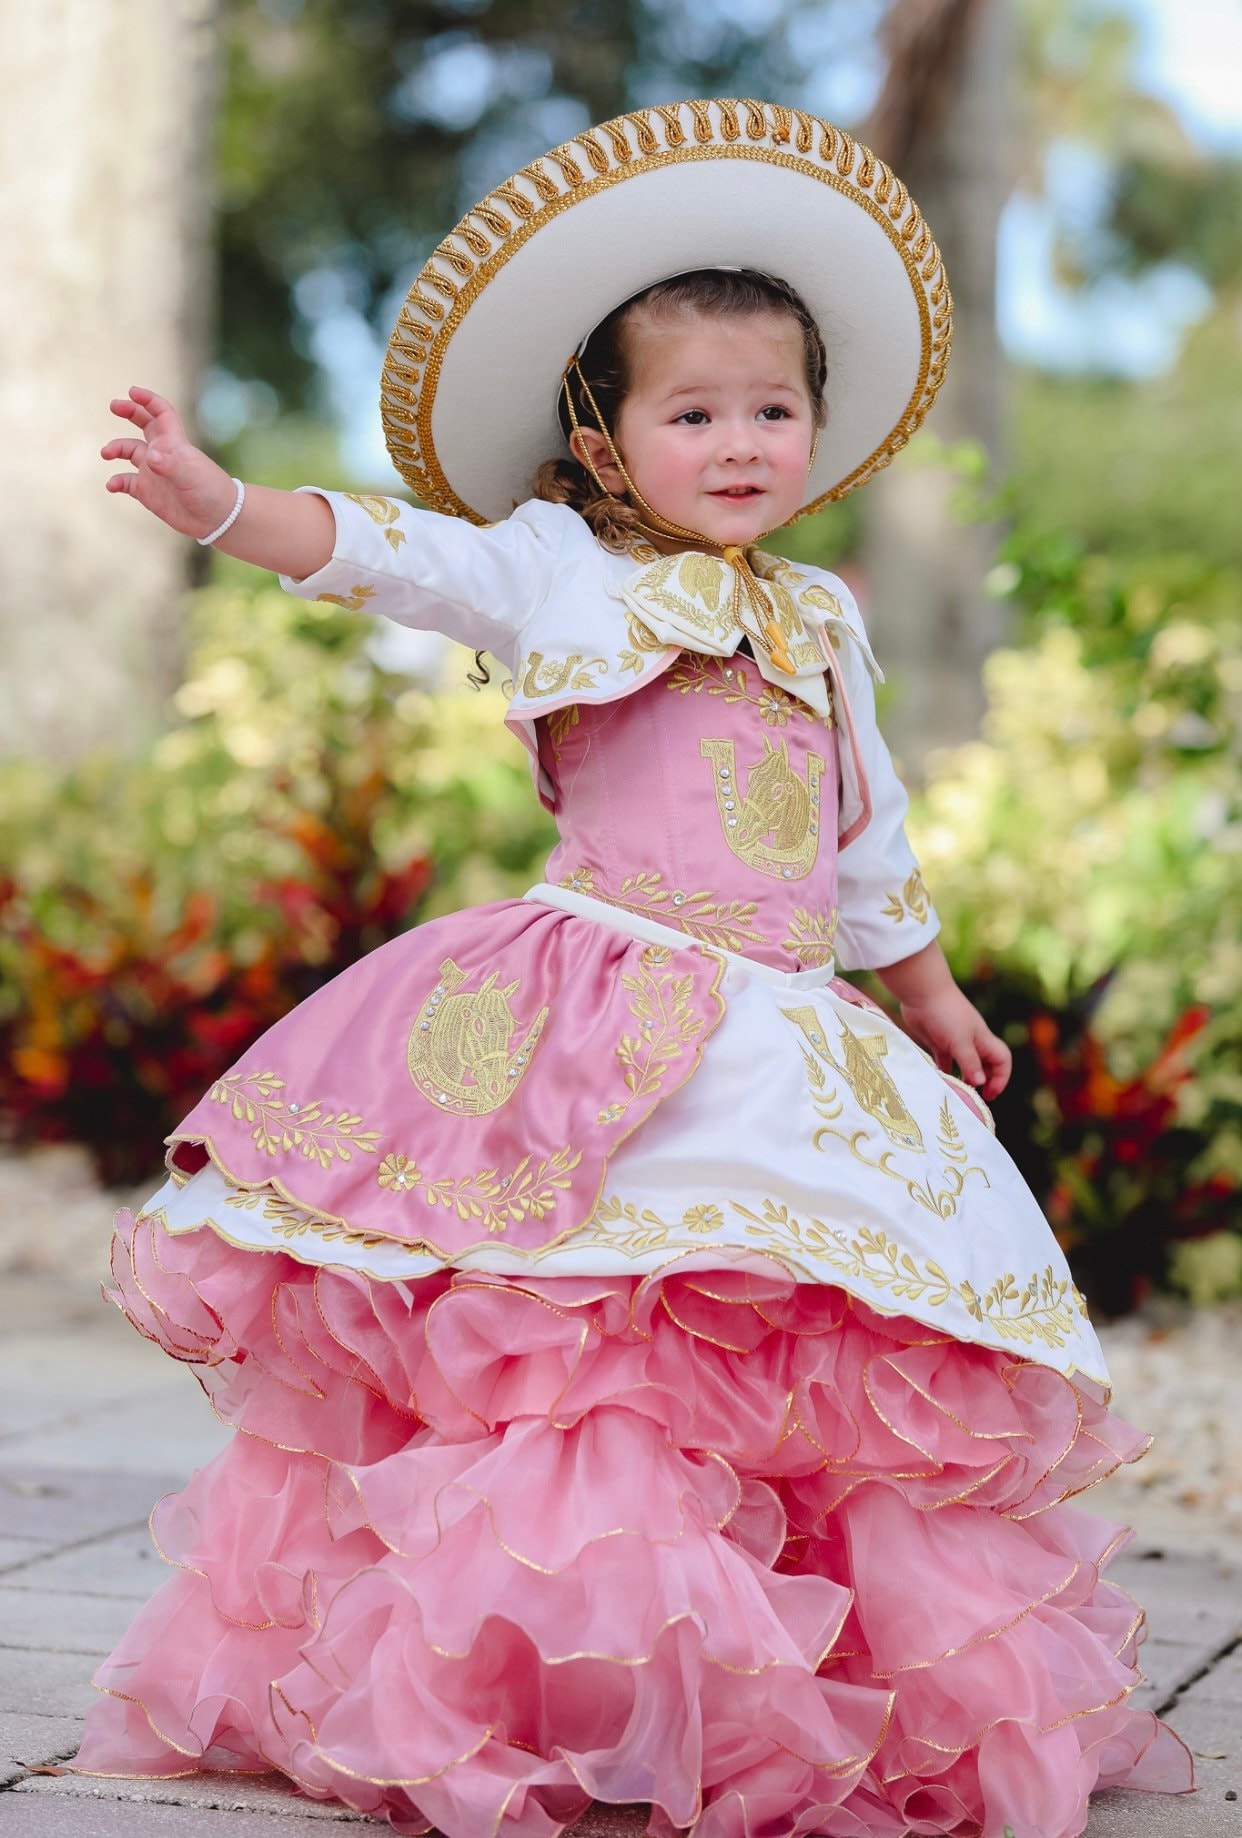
top-left (102, 385), bottom-right (334, 580)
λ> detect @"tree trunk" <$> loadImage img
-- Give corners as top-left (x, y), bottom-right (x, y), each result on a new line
top-left (861, 0), bottom-right (1011, 773)
top-left (0, 0), bottom-right (219, 760)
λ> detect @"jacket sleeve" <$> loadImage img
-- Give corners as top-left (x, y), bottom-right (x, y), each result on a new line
top-left (278, 492), bottom-right (568, 668)
top-left (832, 588), bottom-right (941, 973)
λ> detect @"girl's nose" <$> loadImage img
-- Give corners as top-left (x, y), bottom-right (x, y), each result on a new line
top-left (716, 420), bottom-right (761, 462)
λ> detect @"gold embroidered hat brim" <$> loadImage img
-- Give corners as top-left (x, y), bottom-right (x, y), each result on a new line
top-left (381, 98), bottom-right (951, 525)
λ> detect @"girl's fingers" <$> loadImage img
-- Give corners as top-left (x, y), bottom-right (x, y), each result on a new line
top-left (106, 472), bottom-right (138, 494)
top-left (100, 437), bottom-right (141, 462)
top-left (130, 385), bottom-right (176, 421)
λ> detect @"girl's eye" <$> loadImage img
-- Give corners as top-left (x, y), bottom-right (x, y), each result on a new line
top-left (675, 409), bottom-right (709, 425)
top-left (759, 405), bottom-right (791, 420)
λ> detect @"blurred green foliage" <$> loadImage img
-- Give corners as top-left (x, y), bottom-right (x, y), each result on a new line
top-left (906, 515), bottom-right (1240, 1308)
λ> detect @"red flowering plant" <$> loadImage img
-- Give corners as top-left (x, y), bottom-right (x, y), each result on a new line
top-left (0, 578), bottom-right (555, 1185)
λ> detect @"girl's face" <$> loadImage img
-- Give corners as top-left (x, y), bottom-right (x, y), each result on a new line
top-left (576, 308), bottom-right (818, 548)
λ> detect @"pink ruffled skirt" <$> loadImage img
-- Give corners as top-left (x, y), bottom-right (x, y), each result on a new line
top-left (75, 1213), bottom-right (1193, 1835)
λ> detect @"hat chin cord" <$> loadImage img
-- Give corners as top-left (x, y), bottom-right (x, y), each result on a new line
top-left (561, 357), bottom-right (819, 677)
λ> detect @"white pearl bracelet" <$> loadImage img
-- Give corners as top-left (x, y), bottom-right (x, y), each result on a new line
top-left (196, 478), bottom-right (246, 546)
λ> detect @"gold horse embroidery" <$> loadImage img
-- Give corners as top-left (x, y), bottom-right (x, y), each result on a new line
top-left (783, 1006), bottom-right (925, 1152)
top-left (700, 736), bottom-right (826, 880)
top-left (407, 958), bottom-right (548, 1115)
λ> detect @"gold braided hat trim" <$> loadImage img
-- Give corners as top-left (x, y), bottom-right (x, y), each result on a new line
top-left (381, 98), bottom-right (952, 525)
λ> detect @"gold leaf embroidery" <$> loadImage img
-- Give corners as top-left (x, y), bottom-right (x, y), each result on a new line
top-left (557, 866), bottom-right (765, 953)
top-left (314, 584), bottom-right (376, 614)
top-left (209, 1071), bottom-right (381, 1169)
top-left (343, 493), bottom-right (407, 553)
top-left (611, 944), bottom-right (709, 1115)
top-left (782, 906), bottom-right (839, 968)
top-left (664, 656), bottom-right (826, 727)
top-left (546, 703), bottom-right (580, 758)
top-left (882, 867), bottom-right (932, 925)
top-left (226, 1146), bottom-right (583, 1240)
top-left (419, 1146), bottom-right (581, 1233)
top-left (519, 651), bottom-right (609, 698)
top-left (700, 735), bottom-right (826, 881)
top-left (407, 958), bottom-right (548, 1116)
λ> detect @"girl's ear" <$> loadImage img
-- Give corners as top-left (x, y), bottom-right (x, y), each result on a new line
top-left (570, 427), bottom-right (627, 498)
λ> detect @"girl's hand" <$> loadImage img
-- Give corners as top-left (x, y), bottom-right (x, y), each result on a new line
top-left (101, 386), bottom-right (237, 539)
top-left (898, 986), bottom-right (1012, 1100)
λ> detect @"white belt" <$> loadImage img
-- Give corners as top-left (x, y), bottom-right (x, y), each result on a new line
top-left (524, 882), bottom-right (836, 989)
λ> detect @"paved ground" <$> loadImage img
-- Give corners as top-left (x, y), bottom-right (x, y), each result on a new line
top-left (1, 1272), bottom-right (1239, 1837)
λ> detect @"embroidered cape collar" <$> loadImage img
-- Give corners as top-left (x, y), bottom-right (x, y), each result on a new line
top-left (618, 548), bottom-right (881, 721)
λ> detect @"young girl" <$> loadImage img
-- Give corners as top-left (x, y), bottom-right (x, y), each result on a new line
top-left (81, 101), bottom-right (1193, 1838)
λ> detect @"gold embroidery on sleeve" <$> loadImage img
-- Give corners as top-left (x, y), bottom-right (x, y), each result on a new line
top-left (881, 868), bottom-right (932, 924)
top-left (407, 958), bottom-right (548, 1115)
top-left (343, 493), bottom-right (407, 552)
top-left (701, 736), bottom-right (825, 881)
top-left (208, 1072), bottom-right (381, 1167)
top-left (314, 584), bottom-right (377, 613)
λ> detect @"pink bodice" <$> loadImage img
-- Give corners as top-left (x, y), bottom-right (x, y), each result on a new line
top-left (541, 652), bottom-right (840, 973)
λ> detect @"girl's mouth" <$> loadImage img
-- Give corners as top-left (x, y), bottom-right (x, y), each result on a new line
top-left (711, 486), bottom-right (762, 499)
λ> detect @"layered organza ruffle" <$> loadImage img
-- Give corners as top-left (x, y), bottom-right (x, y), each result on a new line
top-left (74, 1210), bottom-right (1195, 1836)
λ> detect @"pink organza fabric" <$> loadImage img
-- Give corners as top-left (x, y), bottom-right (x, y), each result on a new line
top-left (75, 1215), bottom-right (1194, 1835)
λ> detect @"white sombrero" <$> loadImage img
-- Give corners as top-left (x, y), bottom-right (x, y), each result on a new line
top-left (381, 97), bottom-right (951, 526)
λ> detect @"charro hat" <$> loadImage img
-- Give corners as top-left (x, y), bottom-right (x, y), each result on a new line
top-left (381, 97), bottom-right (951, 526)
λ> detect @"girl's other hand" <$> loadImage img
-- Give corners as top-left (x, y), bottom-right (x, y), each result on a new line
top-left (101, 386), bottom-right (236, 540)
top-left (898, 986), bottom-right (1012, 1101)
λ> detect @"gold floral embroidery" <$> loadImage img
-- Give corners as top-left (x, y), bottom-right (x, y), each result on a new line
top-left (782, 906), bottom-right (839, 968)
top-left (557, 866), bottom-right (765, 953)
top-left (407, 958), bottom-right (548, 1116)
top-left (735, 1203), bottom-right (1078, 1351)
top-left (683, 1203), bottom-right (725, 1234)
top-left (208, 1071), bottom-right (381, 1168)
top-left (700, 736), bottom-right (826, 881)
top-left (881, 868), bottom-right (932, 925)
top-left (519, 651), bottom-right (609, 698)
top-left (581, 1194), bottom-right (1087, 1355)
top-left (610, 944), bottom-right (711, 1117)
top-left (314, 583), bottom-right (377, 613)
top-left (344, 493), bottom-right (406, 553)
top-left (785, 1006), bottom-right (924, 1151)
top-left (377, 1152), bottom-right (420, 1191)
top-left (619, 608), bottom-right (667, 675)
top-left (227, 1145), bottom-right (582, 1239)
top-left (664, 655), bottom-right (827, 727)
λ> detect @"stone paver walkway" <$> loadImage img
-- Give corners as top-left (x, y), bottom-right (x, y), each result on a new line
top-left (1, 1274), bottom-right (1238, 1836)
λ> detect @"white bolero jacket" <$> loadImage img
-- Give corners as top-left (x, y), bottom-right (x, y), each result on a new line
top-left (280, 491), bottom-right (940, 973)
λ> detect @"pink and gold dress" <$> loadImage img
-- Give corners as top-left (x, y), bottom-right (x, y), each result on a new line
top-left (76, 496), bottom-right (1194, 1836)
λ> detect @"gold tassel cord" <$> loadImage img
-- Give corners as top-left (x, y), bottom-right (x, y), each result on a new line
top-left (561, 356), bottom-right (811, 679)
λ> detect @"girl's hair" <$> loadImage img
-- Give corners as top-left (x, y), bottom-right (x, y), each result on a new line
top-left (532, 267), bottom-right (828, 552)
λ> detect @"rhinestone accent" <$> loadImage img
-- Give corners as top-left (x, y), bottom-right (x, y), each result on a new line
top-left (672, 892), bottom-right (686, 907)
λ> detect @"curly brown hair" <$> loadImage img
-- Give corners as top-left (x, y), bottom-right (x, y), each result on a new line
top-left (532, 267), bottom-right (828, 552)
